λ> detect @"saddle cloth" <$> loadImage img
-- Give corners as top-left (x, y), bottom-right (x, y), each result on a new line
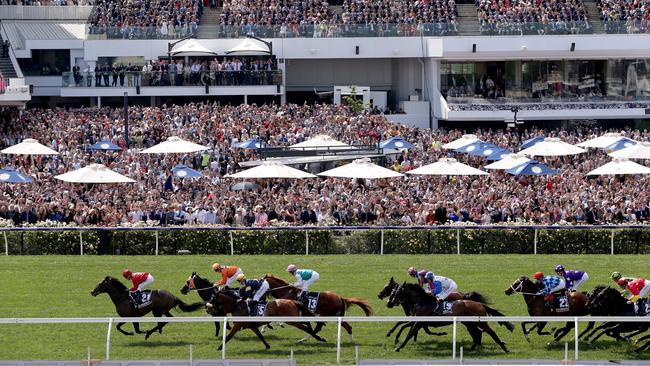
top-left (434, 301), bottom-right (455, 315)
top-left (303, 292), bottom-right (320, 313)
top-left (635, 298), bottom-right (650, 316)
top-left (132, 290), bottom-right (153, 309)
top-left (254, 302), bottom-right (267, 317)
top-left (551, 291), bottom-right (570, 313)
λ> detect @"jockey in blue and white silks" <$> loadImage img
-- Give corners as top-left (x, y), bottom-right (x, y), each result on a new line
top-left (533, 271), bottom-right (566, 302)
top-left (424, 271), bottom-right (458, 300)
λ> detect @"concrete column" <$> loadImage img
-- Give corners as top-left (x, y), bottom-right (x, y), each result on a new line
top-left (423, 58), bottom-right (440, 130)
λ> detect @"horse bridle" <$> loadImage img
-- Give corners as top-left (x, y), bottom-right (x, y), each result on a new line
top-left (510, 281), bottom-right (540, 296)
top-left (186, 275), bottom-right (216, 292)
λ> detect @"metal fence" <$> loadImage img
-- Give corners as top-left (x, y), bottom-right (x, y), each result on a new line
top-left (0, 6), bottom-right (93, 20)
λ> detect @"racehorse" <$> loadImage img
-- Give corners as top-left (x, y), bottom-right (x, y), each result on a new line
top-left (378, 277), bottom-right (489, 343)
top-left (91, 276), bottom-right (205, 339)
top-left (389, 283), bottom-right (514, 353)
top-left (505, 276), bottom-right (588, 344)
top-left (180, 272), bottom-right (230, 337)
top-left (206, 289), bottom-right (326, 349)
top-left (263, 274), bottom-right (374, 341)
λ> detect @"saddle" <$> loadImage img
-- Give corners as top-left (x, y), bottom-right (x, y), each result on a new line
top-left (129, 290), bottom-right (152, 309)
top-left (433, 300), bottom-right (455, 315)
top-left (634, 298), bottom-right (650, 316)
top-left (299, 291), bottom-right (320, 313)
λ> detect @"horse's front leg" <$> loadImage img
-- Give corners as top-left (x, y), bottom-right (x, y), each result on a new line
top-left (579, 321), bottom-right (595, 340)
top-left (218, 323), bottom-right (243, 350)
top-left (521, 322), bottom-right (537, 341)
top-left (386, 321), bottom-right (405, 337)
top-left (116, 322), bottom-right (134, 336)
top-left (252, 327), bottom-right (271, 349)
top-left (394, 322), bottom-right (420, 352)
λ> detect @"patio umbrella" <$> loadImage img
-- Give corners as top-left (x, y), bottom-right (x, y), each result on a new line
top-left (169, 39), bottom-right (218, 57)
top-left (225, 161), bottom-right (316, 179)
top-left (379, 136), bottom-right (415, 150)
top-left (576, 132), bottom-right (628, 149)
top-left (455, 142), bottom-right (502, 157)
top-left (1, 138), bottom-right (59, 155)
top-left (86, 140), bottom-right (122, 151)
top-left (484, 153), bottom-right (532, 170)
top-left (485, 148), bottom-right (512, 161)
top-left (407, 158), bottom-right (488, 176)
top-left (0, 168), bottom-right (32, 183)
top-left (518, 137), bottom-right (586, 157)
top-left (290, 135), bottom-right (351, 150)
top-left (609, 142), bottom-right (650, 159)
top-left (604, 138), bottom-right (637, 152)
top-left (507, 161), bottom-right (559, 176)
top-left (234, 138), bottom-right (264, 149)
top-left (172, 164), bottom-right (204, 179)
top-left (231, 181), bottom-right (260, 191)
top-left (54, 163), bottom-right (135, 184)
top-left (521, 135), bottom-right (545, 149)
top-left (441, 134), bottom-right (482, 150)
top-left (140, 136), bottom-right (209, 154)
top-left (587, 158), bottom-right (650, 176)
top-left (318, 158), bottom-right (404, 179)
top-left (226, 38), bottom-right (271, 55)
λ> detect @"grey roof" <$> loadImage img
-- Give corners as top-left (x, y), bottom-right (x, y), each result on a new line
top-left (3, 21), bottom-right (86, 49)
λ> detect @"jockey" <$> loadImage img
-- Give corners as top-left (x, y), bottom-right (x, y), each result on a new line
top-left (554, 265), bottom-right (589, 291)
top-left (236, 273), bottom-right (270, 315)
top-left (287, 264), bottom-right (319, 302)
top-left (533, 271), bottom-right (565, 303)
top-left (616, 277), bottom-right (650, 302)
top-left (424, 271), bottom-right (458, 300)
top-left (212, 263), bottom-right (243, 289)
top-left (407, 267), bottom-right (428, 287)
top-left (122, 269), bottom-right (154, 304)
top-left (612, 272), bottom-right (635, 288)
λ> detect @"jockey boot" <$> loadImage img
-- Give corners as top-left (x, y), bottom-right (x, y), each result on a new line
top-left (248, 300), bottom-right (257, 316)
top-left (134, 290), bottom-right (142, 304)
top-left (298, 291), bottom-right (307, 304)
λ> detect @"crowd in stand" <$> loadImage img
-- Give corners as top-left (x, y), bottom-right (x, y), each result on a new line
top-left (596, 0), bottom-right (650, 33)
top-left (476, 0), bottom-right (591, 35)
top-left (0, 103), bottom-right (648, 227)
top-left (88, 0), bottom-right (202, 39)
top-left (0, 0), bottom-right (92, 4)
top-left (447, 100), bottom-right (650, 111)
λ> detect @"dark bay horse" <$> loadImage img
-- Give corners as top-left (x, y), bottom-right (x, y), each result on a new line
top-left (180, 272), bottom-right (230, 337)
top-left (91, 276), bottom-right (205, 339)
top-left (389, 283), bottom-right (514, 353)
top-left (263, 274), bottom-right (374, 342)
top-left (206, 289), bottom-right (326, 349)
top-left (505, 276), bottom-right (588, 344)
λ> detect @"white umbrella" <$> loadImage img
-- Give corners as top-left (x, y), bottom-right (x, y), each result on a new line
top-left (169, 39), bottom-right (218, 57)
top-left (54, 163), bottom-right (135, 183)
top-left (1, 138), bottom-right (59, 155)
top-left (140, 136), bottom-right (209, 154)
top-left (225, 161), bottom-right (316, 179)
top-left (441, 134), bottom-right (482, 150)
top-left (290, 135), bottom-right (351, 150)
top-left (576, 132), bottom-right (628, 148)
top-left (518, 137), bottom-right (586, 157)
top-left (318, 158), bottom-right (404, 179)
top-left (226, 38), bottom-right (271, 55)
top-left (484, 153), bottom-right (532, 170)
top-left (587, 158), bottom-right (650, 176)
top-left (407, 158), bottom-right (488, 176)
top-left (609, 142), bottom-right (650, 159)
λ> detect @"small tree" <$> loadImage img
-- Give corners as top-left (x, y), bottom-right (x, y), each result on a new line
top-left (342, 85), bottom-right (366, 115)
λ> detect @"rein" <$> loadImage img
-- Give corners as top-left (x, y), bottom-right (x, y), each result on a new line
top-left (510, 283), bottom-right (540, 297)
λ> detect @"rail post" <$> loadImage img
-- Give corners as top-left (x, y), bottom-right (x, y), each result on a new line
top-left (87, 347), bottom-right (90, 366)
top-left (534, 228), bottom-right (538, 254)
top-left (189, 344), bottom-right (193, 366)
top-left (611, 230), bottom-right (615, 255)
top-left (574, 317), bottom-right (579, 360)
top-left (3, 231), bottom-right (7, 256)
top-left (452, 317), bottom-right (457, 359)
top-left (380, 230), bottom-right (384, 255)
top-left (221, 317), bottom-right (227, 359)
top-left (336, 316), bottom-right (342, 364)
top-left (456, 229), bottom-right (460, 255)
top-left (79, 231), bottom-right (83, 255)
top-left (155, 230), bottom-right (159, 256)
top-left (105, 318), bottom-right (113, 360)
top-left (229, 231), bottom-right (234, 255)
top-left (305, 231), bottom-right (309, 255)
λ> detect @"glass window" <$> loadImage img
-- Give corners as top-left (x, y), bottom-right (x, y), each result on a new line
top-left (18, 50), bottom-right (71, 76)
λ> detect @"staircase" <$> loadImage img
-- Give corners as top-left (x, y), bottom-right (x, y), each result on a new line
top-left (456, 4), bottom-right (481, 35)
top-left (0, 33), bottom-right (17, 78)
top-left (583, 0), bottom-right (606, 33)
top-left (197, 7), bottom-right (221, 38)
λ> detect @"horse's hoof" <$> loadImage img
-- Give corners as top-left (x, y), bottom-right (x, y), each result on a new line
top-left (265, 345), bottom-right (271, 350)
top-left (218, 346), bottom-right (223, 351)
top-left (317, 337), bottom-right (327, 343)
top-left (546, 341), bottom-right (556, 347)
top-left (393, 347), bottom-right (401, 353)
top-left (296, 337), bottom-right (308, 344)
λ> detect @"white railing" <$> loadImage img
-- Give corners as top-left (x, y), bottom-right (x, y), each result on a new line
top-left (1, 315), bottom-right (648, 363)
top-left (0, 5), bottom-right (93, 20)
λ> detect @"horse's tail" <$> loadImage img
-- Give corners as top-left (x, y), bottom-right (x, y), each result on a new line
top-left (463, 291), bottom-right (491, 305)
top-left (483, 304), bottom-right (515, 332)
top-left (176, 299), bottom-right (206, 312)
top-left (343, 297), bottom-right (374, 316)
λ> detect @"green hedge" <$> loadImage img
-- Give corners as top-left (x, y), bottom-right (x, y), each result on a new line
top-left (3, 228), bottom-right (650, 255)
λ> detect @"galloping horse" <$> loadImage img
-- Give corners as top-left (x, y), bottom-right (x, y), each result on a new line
top-left (505, 276), bottom-right (588, 344)
top-left (91, 276), bottom-right (205, 339)
top-left (263, 274), bottom-right (374, 341)
top-left (389, 283), bottom-right (514, 353)
top-left (206, 289), bottom-right (326, 349)
top-left (180, 272), bottom-right (230, 337)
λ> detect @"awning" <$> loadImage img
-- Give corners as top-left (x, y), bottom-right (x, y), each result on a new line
top-left (170, 39), bottom-right (218, 57)
top-left (226, 38), bottom-right (271, 55)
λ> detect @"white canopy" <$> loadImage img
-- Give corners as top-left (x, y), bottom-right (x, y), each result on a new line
top-left (226, 38), bottom-right (271, 55)
top-left (483, 154), bottom-right (532, 170)
top-left (407, 158), bottom-right (488, 176)
top-left (587, 158), bottom-right (650, 176)
top-left (1, 138), bottom-right (59, 155)
top-left (318, 158), bottom-right (404, 179)
top-left (576, 132), bottom-right (627, 148)
top-left (518, 137), bottom-right (586, 157)
top-left (441, 134), bottom-right (482, 150)
top-left (54, 163), bottom-right (135, 184)
top-left (290, 135), bottom-right (351, 150)
top-left (170, 39), bottom-right (218, 57)
top-left (225, 161), bottom-right (316, 179)
top-left (609, 142), bottom-right (650, 159)
top-left (140, 136), bottom-right (209, 154)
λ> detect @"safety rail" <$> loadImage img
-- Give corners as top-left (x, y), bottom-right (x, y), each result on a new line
top-left (1, 316), bottom-right (649, 363)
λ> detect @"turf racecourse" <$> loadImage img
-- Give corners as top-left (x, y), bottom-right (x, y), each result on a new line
top-left (1, 255), bottom-right (650, 364)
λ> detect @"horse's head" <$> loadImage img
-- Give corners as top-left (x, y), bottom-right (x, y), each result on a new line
top-left (378, 277), bottom-right (398, 300)
top-left (91, 276), bottom-right (115, 297)
top-left (505, 276), bottom-right (538, 296)
top-left (180, 272), bottom-right (198, 295)
top-left (586, 286), bottom-right (625, 315)
top-left (387, 283), bottom-right (407, 308)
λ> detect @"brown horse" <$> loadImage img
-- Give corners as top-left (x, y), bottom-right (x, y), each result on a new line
top-left (263, 274), bottom-right (374, 342)
top-left (504, 276), bottom-right (588, 344)
top-left (91, 276), bottom-right (205, 339)
top-left (206, 289), bottom-right (326, 349)
top-left (389, 283), bottom-right (514, 353)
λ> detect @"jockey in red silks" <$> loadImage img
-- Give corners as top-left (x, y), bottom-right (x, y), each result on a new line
top-left (122, 269), bottom-right (154, 303)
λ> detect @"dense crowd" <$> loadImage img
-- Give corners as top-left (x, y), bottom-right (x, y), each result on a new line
top-left (0, 0), bottom-right (92, 4)
top-left (447, 100), bottom-right (650, 111)
top-left (476, 0), bottom-right (591, 35)
top-left (596, 0), bottom-right (650, 33)
top-left (0, 103), bottom-right (648, 227)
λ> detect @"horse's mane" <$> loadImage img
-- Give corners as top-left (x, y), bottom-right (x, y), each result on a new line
top-left (106, 276), bottom-right (128, 291)
top-left (192, 273), bottom-right (212, 286)
top-left (402, 282), bottom-right (426, 295)
top-left (264, 274), bottom-right (289, 285)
